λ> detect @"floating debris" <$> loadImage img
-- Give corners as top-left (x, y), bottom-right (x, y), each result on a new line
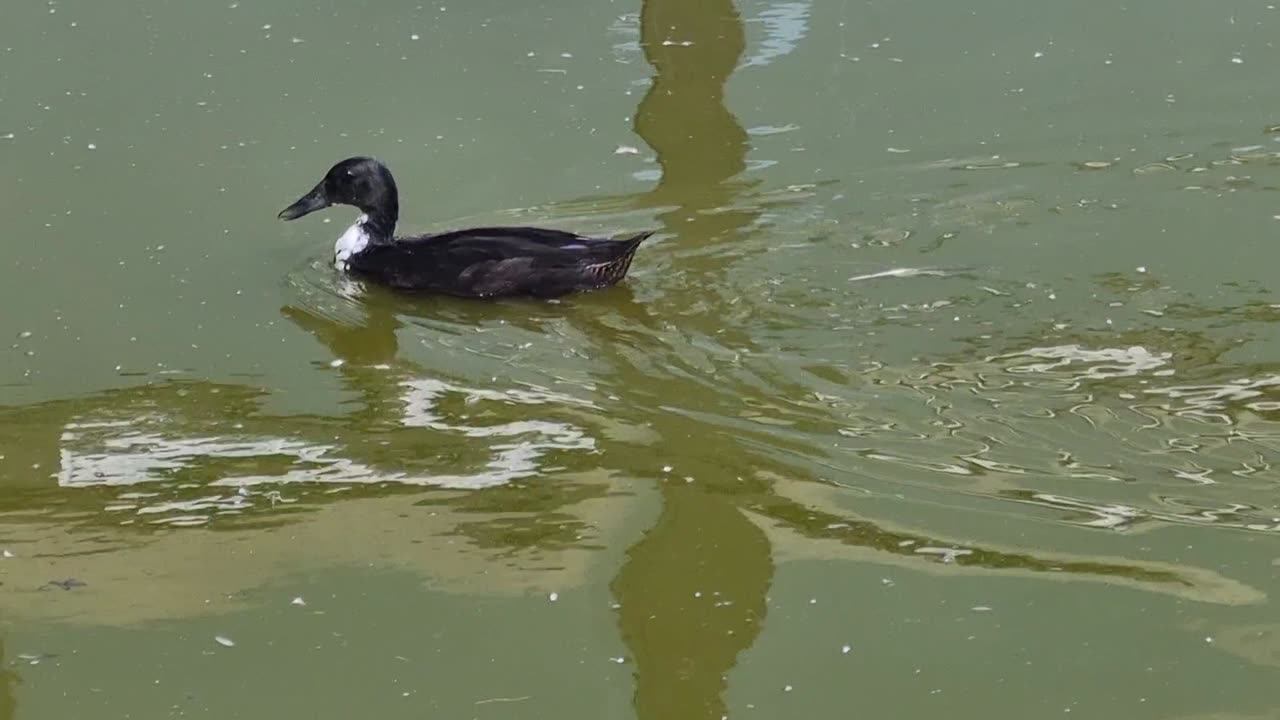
top-left (848, 267), bottom-right (950, 283)
top-left (914, 546), bottom-right (973, 563)
top-left (17, 653), bottom-right (55, 666)
top-left (1078, 160), bottom-right (1113, 170)
top-left (548, 592), bottom-right (559, 602)
top-left (44, 578), bottom-right (86, 591)
top-left (614, 145), bottom-right (640, 155)
top-left (841, 644), bottom-right (851, 654)
top-left (971, 606), bottom-right (993, 612)
top-left (214, 635), bottom-right (235, 648)
top-left (957, 161), bottom-right (1021, 170)
top-left (2, 549), bottom-right (14, 558)
top-left (290, 596), bottom-right (307, 606)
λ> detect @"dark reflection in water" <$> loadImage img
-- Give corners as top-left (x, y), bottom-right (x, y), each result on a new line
top-left (603, 2), bottom-right (770, 718)
top-left (0, 639), bottom-right (18, 720)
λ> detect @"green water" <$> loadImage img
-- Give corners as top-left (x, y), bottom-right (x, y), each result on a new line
top-left (3, 0), bottom-right (1280, 717)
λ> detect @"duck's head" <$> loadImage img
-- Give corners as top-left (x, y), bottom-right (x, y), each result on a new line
top-left (278, 156), bottom-right (399, 224)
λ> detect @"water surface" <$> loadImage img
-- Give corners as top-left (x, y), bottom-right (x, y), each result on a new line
top-left (3, 0), bottom-right (1280, 718)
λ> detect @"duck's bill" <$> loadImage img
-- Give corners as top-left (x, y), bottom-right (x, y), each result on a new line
top-left (278, 184), bottom-right (329, 221)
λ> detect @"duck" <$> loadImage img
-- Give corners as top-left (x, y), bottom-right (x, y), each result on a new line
top-left (278, 156), bottom-right (654, 298)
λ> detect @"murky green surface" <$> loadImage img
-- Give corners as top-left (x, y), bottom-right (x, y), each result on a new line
top-left (3, 0), bottom-right (1280, 717)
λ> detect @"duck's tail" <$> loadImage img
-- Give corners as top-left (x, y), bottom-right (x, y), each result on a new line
top-left (583, 231), bottom-right (655, 287)
top-left (611, 230), bottom-right (655, 281)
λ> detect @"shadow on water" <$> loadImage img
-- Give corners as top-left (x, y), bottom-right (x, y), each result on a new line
top-left (0, 640), bottom-right (17, 720)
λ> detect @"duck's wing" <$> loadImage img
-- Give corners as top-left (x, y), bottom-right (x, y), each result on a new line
top-left (348, 227), bottom-right (653, 297)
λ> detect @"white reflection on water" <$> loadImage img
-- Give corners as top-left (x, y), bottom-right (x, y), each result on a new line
top-left (742, 1), bottom-right (812, 68)
top-left (994, 344), bottom-right (1174, 379)
top-left (56, 377), bottom-right (596, 526)
top-left (1145, 375), bottom-right (1280, 422)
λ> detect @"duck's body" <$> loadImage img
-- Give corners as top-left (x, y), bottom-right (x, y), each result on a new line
top-left (279, 157), bottom-right (653, 299)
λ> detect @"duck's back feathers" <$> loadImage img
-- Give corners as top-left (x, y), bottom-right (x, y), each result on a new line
top-left (346, 227), bottom-right (654, 298)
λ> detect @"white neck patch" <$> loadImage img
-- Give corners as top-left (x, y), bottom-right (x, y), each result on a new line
top-left (334, 214), bottom-right (371, 270)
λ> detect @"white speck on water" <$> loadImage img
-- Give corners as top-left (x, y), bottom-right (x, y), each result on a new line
top-left (1136, 266), bottom-right (1147, 273)
top-left (611, 656), bottom-right (626, 664)
top-left (809, 598), bottom-right (817, 605)
top-left (2, 550), bottom-right (13, 558)
top-left (615, 145), bottom-right (640, 155)
top-left (87, 143), bottom-right (96, 150)
top-left (1034, 51), bottom-right (1045, 58)
top-left (329, 359), bottom-right (344, 368)
top-left (548, 592), bottom-right (559, 602)
top-left (694, 591), bottom-right (702, 598)
top-left (18, 331), bottom-right (32, 339)
top-left (290, 37), bottom-right (304, 44)
top-left (214, 636), bottom-right (235, 647)
top-left (1205, 636), bottom-right (1214, 643)
top-left (662, 465), bottom-right (673, 473)
top-left (1231, 56), bottom-right (1244, 64)
top-left (410, 33), bottom-right (420, 40)
top-left (881, 578), bottom-right (895, 586)
top-left (560, 52), bottom-right (573, 58)
top-left (291, 596), bottom-right (306, 606)
top-left (972, 606), bottom-right (993, 612)
top-left (784, 685), bottom-right (793, 693)
top-left (1, 133), bottom-right (13, 140)
top-left (841, 644), bottom-right (851, 654)
top-left (262, 23), bottom-right (272, 30)
top-left (886, 147), bottom-right (910, 153)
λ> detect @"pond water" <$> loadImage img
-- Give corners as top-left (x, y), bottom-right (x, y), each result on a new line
top-left (2, 0), bottom-right (1279, 718)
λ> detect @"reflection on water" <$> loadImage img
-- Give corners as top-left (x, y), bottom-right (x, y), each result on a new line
top-left (0, 640), bottom-right (16, 720)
